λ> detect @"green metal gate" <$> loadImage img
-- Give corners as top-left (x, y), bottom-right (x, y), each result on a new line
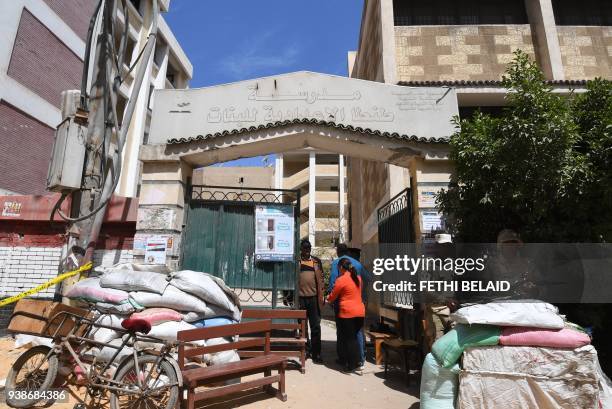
top-left (181, 185), bottom-right (300, 307)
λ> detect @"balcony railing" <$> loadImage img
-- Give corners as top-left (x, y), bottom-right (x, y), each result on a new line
top-left (299, 192), bottom-right (347, 210)
top-left (299, 218), bottom-right (343, 239)
top-left (283, 165), bottom-right (345, 190)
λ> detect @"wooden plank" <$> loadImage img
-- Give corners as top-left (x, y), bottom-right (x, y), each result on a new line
top-left (239, 350), bottom-right (300, 358)
top-left (242, 309), bottom-right (306, 319)
top-left (177, 320), bottom-right (272, 342)
top-left (241, 337), bottom-right (306, 344)
top-left (182, 355), bottom-right (286, 382)
top-left (192, 375), bottom-right (280, 401)
top-left (183, 338), bottom-right (265, 358)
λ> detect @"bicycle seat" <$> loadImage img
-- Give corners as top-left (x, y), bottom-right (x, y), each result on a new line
top-left (121, 318), bottom-right (152, 334)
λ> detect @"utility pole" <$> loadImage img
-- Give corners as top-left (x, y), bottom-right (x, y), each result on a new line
top-left (48, 0), bottom-right (159, 292)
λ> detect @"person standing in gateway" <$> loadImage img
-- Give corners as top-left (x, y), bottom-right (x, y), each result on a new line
top-left (298, 239), bottom-right (324, 363)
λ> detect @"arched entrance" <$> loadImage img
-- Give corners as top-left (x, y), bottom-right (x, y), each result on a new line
top-left (134, 71), bottom-right (457, 304)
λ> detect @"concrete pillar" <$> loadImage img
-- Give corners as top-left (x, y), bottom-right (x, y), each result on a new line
top-left (388, 164), bottom-right (410, 197)
top-left (408, 158), bottom-right (453, 243)
top-left (338, 154), bottom-right (346, 243)
top-left (380, 0), bottom-right (398, 84)
top-left (135, 159), bottom-right (192, 270)
top-left (525, 0), bottom-right (565, 80)
top-left (275, 154), bottom-right (284, 189)
top-left (308, 152), bottom-right (316, 246)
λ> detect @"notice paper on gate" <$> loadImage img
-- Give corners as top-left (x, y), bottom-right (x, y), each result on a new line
top-left (255, 204), bottom-right (295, 262)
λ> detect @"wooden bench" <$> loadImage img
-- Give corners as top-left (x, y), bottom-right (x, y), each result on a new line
top-left (177, 320), bottom-right (288, 409)
top-left (366, 330), bottom-right (394, 365)
top-left (240, 308), bottom-right (307, 373)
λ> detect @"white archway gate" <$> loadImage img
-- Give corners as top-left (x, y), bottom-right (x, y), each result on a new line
top-left (135, 71), bottom-right (458, 270)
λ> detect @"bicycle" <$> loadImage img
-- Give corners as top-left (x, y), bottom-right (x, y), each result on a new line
top-left (5, 308), bottom-right (182, 409)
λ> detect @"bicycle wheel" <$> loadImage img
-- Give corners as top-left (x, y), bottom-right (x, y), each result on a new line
top-left (5, 345), bottom-right (59, 408)
top-left (109, 354), bottom-right (179, 409)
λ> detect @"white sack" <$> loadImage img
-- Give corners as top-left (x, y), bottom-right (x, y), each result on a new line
top-left (14, 334), bottom-right (53, 349)
top-left (459, 345), bottom-right (599, 409)
top-left (65, 277), bottom-right (129, 304)
top-left (182, 305), bottom-right (241, 323)
top-left (129, 285), bottom-right (210, 314)
top-left (95, 262), bottom-right (170, 275)
top-left (92, 338), bottom-right (134, 363)
top-left (90, 314), bottom-right (124, 344)
top-left (451, 301), bottom-right (565, 329)
top-left (597, 358), bottom-right (612, 409)
top-left (100, 268), bottom-right (169, 294)
top-left (202, 337), bottom-right (240, 366)
top-left (147, 320), bottom-right (196, 342)
top-left (170, 271), bottom-right (237, 312)
top-left (95, 302), bottom-right (140, 315)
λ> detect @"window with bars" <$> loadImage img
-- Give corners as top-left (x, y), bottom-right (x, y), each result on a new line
top-left (553, 0), bottom-right (612, 26)
top-left (393, 0), bottom-right (528, 26)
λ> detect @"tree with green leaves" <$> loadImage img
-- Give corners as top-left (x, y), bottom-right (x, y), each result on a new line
top-left (438, 50), bottom-right (612, 243)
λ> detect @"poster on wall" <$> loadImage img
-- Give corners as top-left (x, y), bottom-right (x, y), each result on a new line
top-left (421, 210), bottom-right (443, 232)
top-left (255, 205), bottom-right (295, 262)
top-left (145, 236), bottom-right (168, 264)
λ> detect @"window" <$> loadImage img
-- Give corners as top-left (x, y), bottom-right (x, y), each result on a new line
top-left (129, 0), bottom-right (142, 15)
top-left (393, 0), bottom-right (528, 26)
top-left (553, 0), bottom-right (612, 25)
top-left (154, 37), bottom-right (167, 67)
top-left (459, 106), bottom-right (505, 120)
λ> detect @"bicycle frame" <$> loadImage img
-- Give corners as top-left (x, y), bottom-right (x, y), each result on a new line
top-left (36, 309), bottom-right (181, 396)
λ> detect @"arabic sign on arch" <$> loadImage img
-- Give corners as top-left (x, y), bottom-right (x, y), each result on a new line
top-left (148, 71), bottom-right (458, 144)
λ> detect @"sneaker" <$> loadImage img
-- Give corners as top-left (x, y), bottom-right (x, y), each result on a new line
top-left (353, 367), bottom-right (364, 376)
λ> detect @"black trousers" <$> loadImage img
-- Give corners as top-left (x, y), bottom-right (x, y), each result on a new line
top-left (337, 317), bottom-right (364, 370)
top-left (299, 296), bottom-right (321, 357)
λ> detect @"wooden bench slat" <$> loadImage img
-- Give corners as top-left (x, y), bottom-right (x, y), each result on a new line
top-left (183, 355), bottom-right (286, 384)
top-left (183, 338), bottom-right (265, 358)
top-left (239, 350), bottom-right (301, 358)
top-left (241, 337), bottom-right (306, 344)
top-left (192, 375), bottom-right (281, 401)
top-left (178, 319), bottom-right (271, 342)
top-left (242, 309), bottom-right (306, 319)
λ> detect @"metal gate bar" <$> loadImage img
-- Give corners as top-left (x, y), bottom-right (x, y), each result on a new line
top-left (377, 188), bottom-right (414, 307)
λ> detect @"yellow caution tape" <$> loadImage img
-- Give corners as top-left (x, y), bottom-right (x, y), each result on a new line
top-left (0, 262), bottom-right (93, 307)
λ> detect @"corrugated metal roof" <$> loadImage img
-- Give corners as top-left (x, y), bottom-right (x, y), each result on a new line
top-left (166, 118), bottom-right (450, 145)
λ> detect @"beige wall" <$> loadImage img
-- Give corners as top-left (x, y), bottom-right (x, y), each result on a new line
top-left (395, 25), bottom-right (536, 82)
top-left (352, 0), bottom-right (384, 81)
top-left (192, 166), bottom-right (274, 188)
top-left (557, 26), bottom-right (612, 79)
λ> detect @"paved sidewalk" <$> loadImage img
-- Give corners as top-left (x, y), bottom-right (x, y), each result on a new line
top-left (0, 320), bottom-right (420, 409)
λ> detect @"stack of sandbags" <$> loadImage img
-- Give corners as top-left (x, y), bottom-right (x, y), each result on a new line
top-left (421, 323), bottom-right (501, 408)
top-left (420, 300), bottom-right (611, 409)
top-left (65, 263), bottom-right (241, 366)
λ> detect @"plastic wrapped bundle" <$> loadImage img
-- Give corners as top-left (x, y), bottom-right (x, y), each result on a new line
top-left (451, 301), bottom-right (565, 329)
top-left (431, 324), bottom-right (500, 368)
top-left (499, 326), bottom-right (591, 349)
top-left (458, 345), bottom-right (600, 409)
top-left (420, 353), bottom-right (459, 409)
